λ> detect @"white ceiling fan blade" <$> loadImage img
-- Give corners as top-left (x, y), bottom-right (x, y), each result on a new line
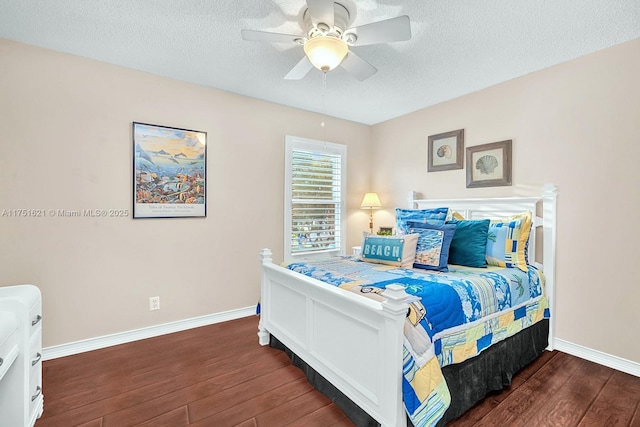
top-left (345, 15), bottom-right (411, 46)
top-left (284, 56), bottom-right (314, 80)
top-left (340, 51), bottom-right (377, 81)
top-left (306, 0), bottom-right (334, 27)
top-left (241, 29), bottom-right (302, 44)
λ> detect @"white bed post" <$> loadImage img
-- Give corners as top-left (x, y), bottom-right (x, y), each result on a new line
top-left (258, 248), bottom-right (272, 346)
top-left (542, 184), bottom-right (557, 350)
top-left (381, 284), bottom-right (410, 427)
top-left (407, 191), bottom-right (418, 209)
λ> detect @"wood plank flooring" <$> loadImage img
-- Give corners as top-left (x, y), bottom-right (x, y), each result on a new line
top-left (36, 316), bottom-right (640, 427)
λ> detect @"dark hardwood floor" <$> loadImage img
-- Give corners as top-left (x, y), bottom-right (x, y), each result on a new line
top-left (36, 316), bottom-right (640, 427)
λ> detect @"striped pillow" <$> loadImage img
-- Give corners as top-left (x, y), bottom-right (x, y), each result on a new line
top-left (485, 212), bottom-right (532, 272)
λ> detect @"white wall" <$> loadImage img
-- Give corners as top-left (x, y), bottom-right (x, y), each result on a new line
top-left (0, 38), bottom-right (372, 347)
top-left (370, 37), bottom-right (640, 364)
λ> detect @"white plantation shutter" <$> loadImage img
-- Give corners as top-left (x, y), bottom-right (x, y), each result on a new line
top-left (285, 136), bottom-right (347, 258)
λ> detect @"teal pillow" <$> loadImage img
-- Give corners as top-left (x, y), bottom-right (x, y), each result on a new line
top-left (446, 219), bottom-right (490, 268)
top-left (408, 222), bottom-right (457, 272)
top-left (396, 207), bottom-right (449, 235)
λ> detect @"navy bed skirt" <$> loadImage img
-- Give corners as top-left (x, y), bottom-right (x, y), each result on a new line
top-left (270, 319), bottom-right (549, 426)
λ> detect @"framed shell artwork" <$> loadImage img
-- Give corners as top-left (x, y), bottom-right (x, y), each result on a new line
top-left (466, 140), bottom-right (512, 188)
top-left (427, 129), bottom-right (464, 172)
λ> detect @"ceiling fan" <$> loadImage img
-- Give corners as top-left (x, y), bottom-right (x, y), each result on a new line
top-left (241, 0), bottom-right (411, 81)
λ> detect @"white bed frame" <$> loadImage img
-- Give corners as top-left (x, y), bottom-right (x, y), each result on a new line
top-left (258, 184), bottom-right (557, 427)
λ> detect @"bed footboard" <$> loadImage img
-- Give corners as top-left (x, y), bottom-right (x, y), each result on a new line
top-left (258, 249), bottom-right (409, 427)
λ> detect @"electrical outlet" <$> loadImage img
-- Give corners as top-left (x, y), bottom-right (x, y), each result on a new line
top-left (149, 296), bottom-right (160, 311)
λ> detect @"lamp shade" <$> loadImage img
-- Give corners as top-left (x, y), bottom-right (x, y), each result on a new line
top-left (360, 192), bottom-right (382, 209)
top-left (304, 36), bottom-right (349, 72)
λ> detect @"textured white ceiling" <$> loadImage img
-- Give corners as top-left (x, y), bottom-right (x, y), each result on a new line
top-left (1, 0), bottom-right (639, 125)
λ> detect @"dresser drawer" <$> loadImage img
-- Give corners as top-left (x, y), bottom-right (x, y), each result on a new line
top-left (29, 301), bottom-right (43, 335)
top-left (29, 331), bottom-right (42, 372)
top-left (28, 367), bottom-right (43, 420)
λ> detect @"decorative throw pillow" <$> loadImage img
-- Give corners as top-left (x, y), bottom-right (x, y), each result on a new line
top-left (361, 233), bottom-right (419, 268)
top-left (446, 218), bottom-right (490, 268)
top-left (407, 222), bottom-right (457, 272)
top-left (485, 212), bottom-right (532, 272)
top-left (446, 210), bottom-right (465, 221)
top-left (395, 207), bottom-right (449, 235)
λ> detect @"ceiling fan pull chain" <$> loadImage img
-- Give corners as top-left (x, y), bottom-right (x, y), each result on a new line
top-left (322, 71), bottom-right (327, 92)
top-left (321, 71), bottom-right (327, 129)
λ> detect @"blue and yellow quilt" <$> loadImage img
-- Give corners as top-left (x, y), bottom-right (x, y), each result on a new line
top-left (284, 257), bottom-right (550, 427)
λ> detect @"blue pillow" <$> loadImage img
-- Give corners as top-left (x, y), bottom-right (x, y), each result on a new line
top-left (407, 222), bottom-right (457, 272)
top-left (396, 207), bottom-right (449, 235)
top-left (446, 219), bottom-right (490, 268)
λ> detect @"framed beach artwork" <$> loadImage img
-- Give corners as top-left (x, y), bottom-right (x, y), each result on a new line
top-left (466, 140), bottom-right (512, 188)
top-left (427, 129), bottom-right (464, 172)
top-left (133, 122), bottom-right (207, 218)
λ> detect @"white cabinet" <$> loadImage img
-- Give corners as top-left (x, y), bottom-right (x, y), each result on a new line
top-left (0, 312), bottom-right (19, 382)
top-left (0, 285), bottom-right (43, 427)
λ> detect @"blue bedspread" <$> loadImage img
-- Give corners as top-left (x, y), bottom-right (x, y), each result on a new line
top-left (285, 257), bottom-right (549, 426)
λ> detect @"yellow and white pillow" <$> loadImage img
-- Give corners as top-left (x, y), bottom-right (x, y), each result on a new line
top-left (485, 212), bottom-right (532, 272)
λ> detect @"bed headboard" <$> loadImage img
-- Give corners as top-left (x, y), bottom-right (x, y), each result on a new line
top-left (408, 184), bottom-right (558, 349)
top-left (408, 184), bottom-right (556, 268)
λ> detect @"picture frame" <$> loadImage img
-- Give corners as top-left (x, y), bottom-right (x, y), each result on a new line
top-left (466, 140), bottom-right (512, 188)
top-left (427, 129), bottom-right (464, 172)
top-left (133, 122), bottom-right (207, 218)
top-left (377, 226), bottom-right (393, 236)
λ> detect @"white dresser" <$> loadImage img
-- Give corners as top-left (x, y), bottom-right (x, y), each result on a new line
top-left (0, 285), bottom-right (43, 427)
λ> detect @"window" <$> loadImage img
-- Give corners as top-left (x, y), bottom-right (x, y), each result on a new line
top-left (285, 135), bottom-right (347, 259)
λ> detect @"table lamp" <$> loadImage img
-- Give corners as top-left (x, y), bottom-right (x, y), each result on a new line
top-left (360, 192), bottom-right (382, 234)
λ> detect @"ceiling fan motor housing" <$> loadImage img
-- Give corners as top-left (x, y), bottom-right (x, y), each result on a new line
top-left (303, 2), bottom-right (355, 44)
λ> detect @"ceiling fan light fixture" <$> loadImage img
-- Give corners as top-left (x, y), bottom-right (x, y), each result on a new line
top-left (303, 36), bottom-right (349, 72)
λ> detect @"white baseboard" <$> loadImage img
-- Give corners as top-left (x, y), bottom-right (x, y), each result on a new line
top-left (42, 306), bottom-right (256, 361)
top-left (554, 338), bottom-right (640, 378)
top-left (42, 312), bottom-right (640, 379)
